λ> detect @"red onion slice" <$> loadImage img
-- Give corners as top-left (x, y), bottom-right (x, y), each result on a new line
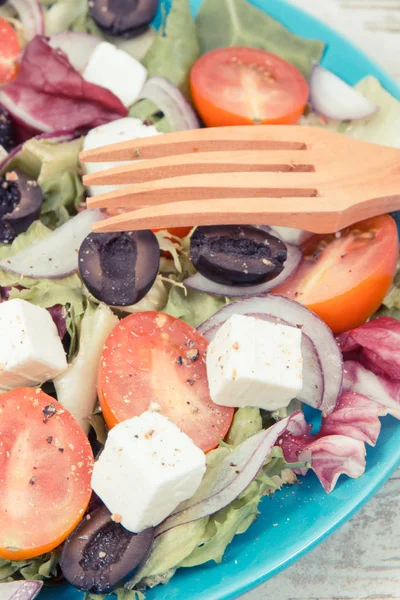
top-left (156, 413), bottom-right (298, 536)
top-left (183, 243), bottom-right (302, 297)
top-left (139, 76), bottom-right (200, 131)
top-left (48, 32), bottom-right (102, 73)
top-left (0, 209), bottom-right (102, 279)
top-left (309, 65), bottom-right (379, 121)
top-left (200, 311), bottom-right (324, 411)
top-left (198, 295), bottom-right (342, 414)
top-left (0, 581), bottom-right (43, 600)
top-left (9, 0), bottom-right (44, 41)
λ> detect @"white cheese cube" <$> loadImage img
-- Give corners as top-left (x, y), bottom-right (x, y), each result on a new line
top-left (91, 411), bottom-right (206, 533)
top-left (82, 117), bottom-right (162, 197)
top-left (270, 226), bottom-right (313, 246)
top-left (0, 299), bottom-right (67, 390)
top-left (206, 314), bottom-right (303, 411)
top-left (82, 41), bottom-right (147, 107)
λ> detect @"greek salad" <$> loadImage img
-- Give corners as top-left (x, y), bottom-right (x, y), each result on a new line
top-left (0, 0), bottom-right (400, 599)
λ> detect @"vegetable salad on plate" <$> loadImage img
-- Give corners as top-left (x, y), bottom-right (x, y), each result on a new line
top-left (0, 0), bottom-right (400, 598)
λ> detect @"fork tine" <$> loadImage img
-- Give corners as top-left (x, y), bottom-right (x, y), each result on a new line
top-left (83, 150), bottom-right (315, 186)
top-left (79, 125), bottom-right (317, 163)
top-left (92, 197), bottom-right (342, 234)
top-left (86, 171), bottom-right (320, 209)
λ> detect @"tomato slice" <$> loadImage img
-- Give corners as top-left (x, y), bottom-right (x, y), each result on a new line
top-left (98, 311), bottom-right (234, 452)
top-left (190, 46), bottom-right (308, 127)
top-left (0, 388), bottom-right (94, 560)
top-left (0, 18), bottom-right (20, 84)
top-left (274, 215), bottom-right (398, 334)
top-left (152, 226), bottom-right (192, 239)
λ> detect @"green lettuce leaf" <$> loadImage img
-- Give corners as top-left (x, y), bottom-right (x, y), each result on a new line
top-left (129, 519), bottom-right (208, 587)
top-left (0, 221), bottom-right (85, 331)
top-left (0, 549), bottom-right (60, 583)
top-left (129, 99), bottom-right (171, 133)
top-left (195, 0), bottom-right (324, 77)
top-left (163, 284), bottom-right (228, 327)
top-left (54, 302), bottom-right (119, 432)
top-left (2, 137), bottom-right (84, 228)
top-left (142, 0), bottom-right (200, 95)
top-left (44, 0), bottom-right (103, 36)
top-left (225, 407), bottom-right (262, 446)
top-left (179, 447), bottom-right (292, 568)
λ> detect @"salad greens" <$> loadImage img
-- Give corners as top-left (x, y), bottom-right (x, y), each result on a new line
top-left (196, 0), bottom-right (325, 77)
top-left (0, 221), bottom-right (84, 314)
top-left (1, 136), bottom-right (84, 228)
top-left (142, 0), bottom-right (199, 96)
top-left (163, 285), bottom-right (228, 327)
top-left (0, 550), bottom-right (60, 583)
top-left (54, 302), bottom-right (119, 432)
top-left (43, 0), bottom-right (102, 37)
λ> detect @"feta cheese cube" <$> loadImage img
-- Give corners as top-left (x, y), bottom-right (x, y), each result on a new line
top-left (206, 314), bottom-right (303, 411)
top-left (0, 299), bottom-right (67, 390)
top-left (91, 411), bottom-right (206, 532)
top-left (82, 117), bottom-right (162, 197)
top-left (269, 226), bottom-right (313, 246)
top-left (82, 41), bottom-right (147, 107)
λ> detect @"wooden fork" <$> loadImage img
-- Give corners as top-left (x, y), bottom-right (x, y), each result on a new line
top-left (80, 125), bottom-right (400, 234)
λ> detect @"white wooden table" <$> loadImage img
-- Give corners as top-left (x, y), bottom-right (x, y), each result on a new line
top-left (242, 1), bottom-right (400, 598)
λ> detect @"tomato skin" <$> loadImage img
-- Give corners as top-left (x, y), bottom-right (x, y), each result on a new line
top-left (274, 215), bottom-right (398, 333)
top-left (190, 47), bottom-right (308, 127)
top-left (152, 226), bottom-right (192, 239)
top-left (0, 388), bottom-right (94, 560)
top-left (0, 18), bottom-right (20, 84)
top-left (98, 311), bottom-right (234, 452)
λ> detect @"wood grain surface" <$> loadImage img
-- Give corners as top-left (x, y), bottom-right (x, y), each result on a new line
top-left (241, 1), bottom-right (400, 599)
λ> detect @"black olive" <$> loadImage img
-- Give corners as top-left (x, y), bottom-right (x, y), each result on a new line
top-left (190, 225), bottom-right (287, 286)
top-left (0, 106), bottom-right (15, 152)
top-left (89, 0), bottom-right (159, 39)
top-left (79, 230), bottom-right (160, 306)
top-left (60, 505), bottom-right (154, 594)
top-left (0, 170), bottom-right (43, 243)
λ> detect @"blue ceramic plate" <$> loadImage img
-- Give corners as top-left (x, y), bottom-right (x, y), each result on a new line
top-left (43, 1), bottom-right (400, 599)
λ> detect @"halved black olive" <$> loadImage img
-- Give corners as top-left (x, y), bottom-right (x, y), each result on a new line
top-left (79, 230), bottom-right (160, 306)
top-left (60, 505), bottom-right (154, 594)
top-left (0, 106), bottom-right (15, 152)
top-left (190, 225), bottom-right (287, 286)
top-left (0, 170), bottom-right (43, 243)
top-left (89, 0), bottom-right (159, 39)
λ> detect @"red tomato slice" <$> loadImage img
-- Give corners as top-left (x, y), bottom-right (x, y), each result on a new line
top-left (0, 18), bottom-right (20, 84)
top-left (0, 388), bottom-right (94, 560)
top-left (98, 311), bottom-right (234, 452)
top-left (190, 46), bottom-right (308, 127)
top-left (274, 215), bottom-right (398, 334)
top-left (152, 226), bottom-right (192, 239)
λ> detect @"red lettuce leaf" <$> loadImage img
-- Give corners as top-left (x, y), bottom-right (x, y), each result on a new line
top-left (339, 317), bottom-right (400, 380)
top-left (0, 36), bottom-right (128, 135)
top-left (320, 391), bottom-right (385, 446)
top-left (297, 435), bottom-right (366, 493)
top-left (47, 304), bottom-right (67, 339)
top-left (279, 400), bottom-right (368, 491)
top-left (342, 359), bottom-right (400, 419)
